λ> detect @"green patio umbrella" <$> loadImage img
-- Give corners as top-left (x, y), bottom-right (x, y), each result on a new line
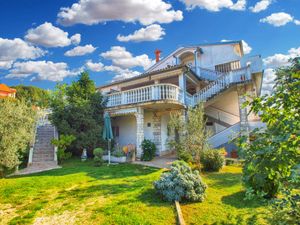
top-left (102, 112), bottom-right (113, 165)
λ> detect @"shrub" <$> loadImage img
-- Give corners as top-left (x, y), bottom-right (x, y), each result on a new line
top-left (154, 160), bottom-right (207, 202)
top-left (236, 58), bottom-right (300, 199)
top-left (51, 134), bottom-right (75, 164)
top-left (57, 149), bottom-right (72, 163)
top-left (112, 149), bottom-right (125, 157)
top-left (141, 139), bottom-right (156, 161)
top-left (201, 149), bottom-right (225, 172)
top-left (268, 189), bottom-right (300, 225)
top-left (93, 148), bottom-right (104, 166)
top-left (225, 158), bottom-right (236, 166)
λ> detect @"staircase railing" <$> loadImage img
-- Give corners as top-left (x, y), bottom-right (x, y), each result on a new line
top-left (208, 121), bottom-right (266, 148)
top-left (193, 66), bottom-right (251, 105)
top-left (189, 66), bottom-right (222, 80)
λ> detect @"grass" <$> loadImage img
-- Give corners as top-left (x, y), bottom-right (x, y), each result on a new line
top-left (0, 159), bottom-right (268, 225)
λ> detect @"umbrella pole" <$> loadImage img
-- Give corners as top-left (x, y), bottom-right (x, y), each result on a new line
top-left (108, 139), bottom-right (111, 166)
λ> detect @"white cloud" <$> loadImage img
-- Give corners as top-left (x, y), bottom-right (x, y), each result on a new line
top-left (241, 40), bottom-right (252, 54)
top-left (262, 46), bottom-right (300, 94)
top-left (294, 20), bottom-right (300, 25)
top-left (117, 24), bottom-right (166, 42)
top-left (260, 12), bottom-right (293, 27)
top-left (0, 60), bottom-right (13, 69)
top-left (57, 0), bottom-right (183, 26)
top-left (250, 0), bottom-right (272, 13)
top-left (85, 60), bottom-right (104, 72)
top-left (105, 65), bottom-right (141, 82)
top-left (230, 0), bottom-right (247, 11)
top-left (64, 44), bottom-right (96, 56)
top-left (180, 0), bottom-right (246, 12)
top-left (100, 46), bottom-right (153, 70)
top-left (70, 33), bottom-right (81, 45)
top-left (263, 47), bottom-right (300, 68)
top-left (261, 68), bottom-right (276, 95)
top-left (25, 22), bottom-right (81, 47)
top-left (5, 60), bottom-right (80, 81)
top-left (0, 38), bottom-right (45, 62)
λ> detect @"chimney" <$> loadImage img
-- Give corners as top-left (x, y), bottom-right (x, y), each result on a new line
top-left (155, 49), bottom-right (162, 63)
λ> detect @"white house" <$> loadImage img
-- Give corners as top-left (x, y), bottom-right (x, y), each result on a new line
top-left (98, 41), bottom-right (264, 157)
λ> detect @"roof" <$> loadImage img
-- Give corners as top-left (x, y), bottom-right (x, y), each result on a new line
top-left (98, 64), bottom-right (187, 89)
top-left (98, 40), bottom-right (243, 89)
top-left (0, 84), bottom-right (16, 93)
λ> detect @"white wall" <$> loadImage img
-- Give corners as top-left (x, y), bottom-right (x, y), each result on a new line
top-left (143, 111), bottom-right (154, 141)
top-left (161, 114), bottom-right (170, 152)
top-left (111, 115), bottom-right (136, 147)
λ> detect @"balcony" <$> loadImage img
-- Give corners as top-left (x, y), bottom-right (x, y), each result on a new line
top-left (106, 84), bottom-right (184, 108)
top-left (105, 66), bottom-right (253, 108)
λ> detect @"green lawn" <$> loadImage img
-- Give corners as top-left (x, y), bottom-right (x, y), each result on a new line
top-left (0, 159), bottom-right (267, 225)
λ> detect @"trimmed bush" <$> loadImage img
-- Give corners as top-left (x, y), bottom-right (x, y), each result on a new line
top-left (154, 160), bottom-right (207, 202)
top-left (141, 139), bottom-right (156, 161)
top-left (93, 148), bottom-right (104, 166)
top-left (201, 149), bottom-right (225, 172)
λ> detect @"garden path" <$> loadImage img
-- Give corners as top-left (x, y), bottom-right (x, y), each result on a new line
top-left (133, 153), bottom-right (177, 169)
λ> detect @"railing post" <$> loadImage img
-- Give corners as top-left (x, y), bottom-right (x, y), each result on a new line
top-left (121, 92), bottom-right (125, 105)
top-left (151, 86), bottom-right (156, 100)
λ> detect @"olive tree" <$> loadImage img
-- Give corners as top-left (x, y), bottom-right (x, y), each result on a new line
top-left (0, 99), bottom-right (36, 176)
top-left (168, 103), bottom-right (211, 167)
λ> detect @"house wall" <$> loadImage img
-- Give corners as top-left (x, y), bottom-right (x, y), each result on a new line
top-left (143, 111), bottom-right (154, 141)
top-left (147, 43), bottom-right (242, 73)
top-left (111, 115), bottom-right (136, 147)
top-left (111, 109), bottom-right (173, 155)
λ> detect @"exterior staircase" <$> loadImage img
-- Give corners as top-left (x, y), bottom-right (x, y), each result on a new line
top-left (14, 110), bottom-right (60, 176)
top-left (32, 124), bottom-right (56, 163)
top-left (191, 66), bottom-right (251, 105)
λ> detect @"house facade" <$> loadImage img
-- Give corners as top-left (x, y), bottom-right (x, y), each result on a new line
top-left (98, 41), bottom-right (264, 157)
top-left (0, 83), bottom-right (16, 98)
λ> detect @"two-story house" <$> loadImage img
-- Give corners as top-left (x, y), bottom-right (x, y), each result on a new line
top-left (98, 41), bottom-right (264, 157)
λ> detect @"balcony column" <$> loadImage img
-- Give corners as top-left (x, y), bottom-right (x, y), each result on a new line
top-left (178, 73), bottom-right (186, 104)
top-left (237, 85), bottom-right (249, 137)
top-left (135, 107), bottom-right (144, 158)
top-left (194, 50), bottom-right (199, 75)
top-left (152, 113), bottom-right (161, 155)
top-left (174, 55), bottom-right (180, 65)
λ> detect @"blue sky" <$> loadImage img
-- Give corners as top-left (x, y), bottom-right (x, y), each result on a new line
top-left (0, 0), bottom-right (299, 91)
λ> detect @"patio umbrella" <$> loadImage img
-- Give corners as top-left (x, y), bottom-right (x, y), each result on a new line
top-left (102, 112), bottom-right (113, 165)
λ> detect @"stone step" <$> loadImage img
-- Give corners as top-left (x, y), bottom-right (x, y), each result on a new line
top-left (33, 159), bottom-right (54, 162)
top-left (34, 151), bottom-right (54, 154)
top-left (33, 156), bottom-right (54, 160)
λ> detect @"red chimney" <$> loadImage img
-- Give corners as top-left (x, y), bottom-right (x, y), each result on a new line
top-left (155, 49), bottom-right (162, 63)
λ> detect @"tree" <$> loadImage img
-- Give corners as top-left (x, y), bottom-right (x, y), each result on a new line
top-left (12, 85), bottom-right (50, 108)
top-left (50, 72), bottom-right (106, 156)
top-left (237, 58), bottom-right (300, 199)
top-left (0, 99), bottom-right (36, 176)
top-left (168, 104), bottom-right (211, 167)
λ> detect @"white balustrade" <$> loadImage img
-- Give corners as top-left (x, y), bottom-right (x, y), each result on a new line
top-left (106, 84), bottom-right (183, 107)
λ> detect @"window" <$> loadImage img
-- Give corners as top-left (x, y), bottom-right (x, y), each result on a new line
top-left (112, 126), bottom-right (119, 137)
top-left (215, 60), bottom-right (241, 73)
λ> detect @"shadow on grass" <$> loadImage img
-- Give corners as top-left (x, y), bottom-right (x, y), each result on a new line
top-left (221, 191), bottom-right (267, 209)
top-left (203, 172), bottom-right (242, 188)
top-left (9, 159), bottom-right (159, 181)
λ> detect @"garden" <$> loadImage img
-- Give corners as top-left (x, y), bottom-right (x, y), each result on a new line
top-left (0, 59), bottom-right (299, 225)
